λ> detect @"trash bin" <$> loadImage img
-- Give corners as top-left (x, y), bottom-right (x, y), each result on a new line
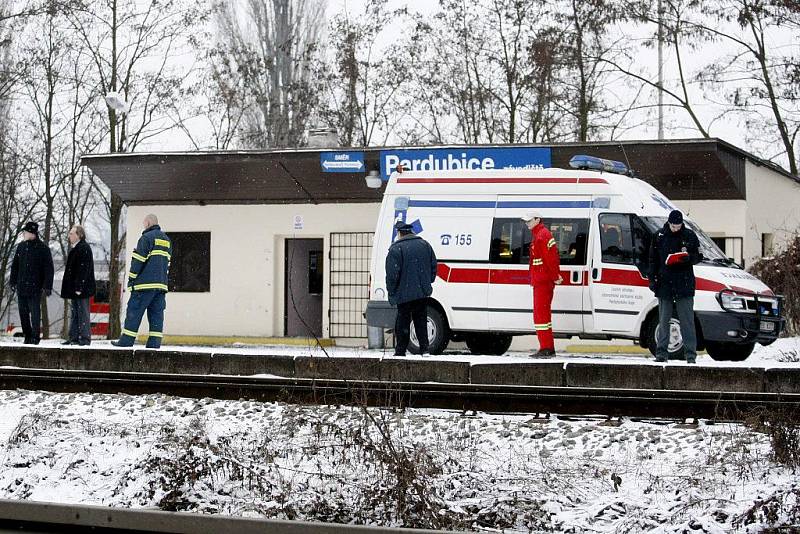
top-left (367, 326), bottom-right (385, 349)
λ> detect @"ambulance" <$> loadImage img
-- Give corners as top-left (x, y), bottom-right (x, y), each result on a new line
top-left (365, 155), bottom-right (785, 361)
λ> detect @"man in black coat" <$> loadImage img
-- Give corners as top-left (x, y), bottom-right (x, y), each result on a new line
top-left (9, 221), bottom-right (54, 345)
top-left (61, 225), bottom-right (96, 346)
top-left (385, 220), bottom-right (438, 356)
top-left (648, 210), bottom-right (702, 363)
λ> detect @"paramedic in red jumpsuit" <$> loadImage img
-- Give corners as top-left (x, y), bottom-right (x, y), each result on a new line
top-left (523, 210), bottom-right (562, 357)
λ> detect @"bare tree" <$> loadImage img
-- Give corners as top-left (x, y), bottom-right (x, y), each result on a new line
top-left (214, 0), bottom-right (325, 148)
top-left (688, 0), bottom-right (799, 174)
top-left (611, 0), bottom-right (713, 137)
top-left (68, 0), bottom-right (201, 337)
top-left (318, 0), bottom-right (408, 147)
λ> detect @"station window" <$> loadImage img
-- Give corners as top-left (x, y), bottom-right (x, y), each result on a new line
top-left (490, 218), bottom-right (590, 266)
top-left (167, 232), bottom-right (211, 292)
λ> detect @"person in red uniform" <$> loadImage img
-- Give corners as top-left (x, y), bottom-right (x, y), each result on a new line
top-left (523, 210), bottom-right (562, 357)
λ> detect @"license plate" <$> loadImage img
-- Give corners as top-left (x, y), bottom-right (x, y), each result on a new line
top-left (760, 321), bottom-right (775, 332)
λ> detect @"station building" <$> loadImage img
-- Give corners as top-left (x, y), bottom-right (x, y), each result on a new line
top-left (81, 138), bottom-right (800, 344)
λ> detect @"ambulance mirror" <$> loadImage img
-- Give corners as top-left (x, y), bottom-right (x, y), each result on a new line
top-left (394, 196), bottom-right (409, 210)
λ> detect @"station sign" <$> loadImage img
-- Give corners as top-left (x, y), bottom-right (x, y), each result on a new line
top-left (379, 147), bottom-right (552, 180)
top-left (320, 151), bottom-right (365, 173)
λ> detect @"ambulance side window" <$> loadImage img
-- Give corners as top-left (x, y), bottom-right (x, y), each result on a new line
top-left (599, 213), bottom-right (634, 264)
top-left (490, 218), bottom-right (528, 264)
top-left (547, 219), bottom-right (590, 266)
top-left (631, 216), bottom-right (651, 276)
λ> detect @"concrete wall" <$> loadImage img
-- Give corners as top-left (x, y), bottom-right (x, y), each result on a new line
top-left (126, 203), bottom-right (380, 337)
top-left (744, 161), bottom-right (800, 265)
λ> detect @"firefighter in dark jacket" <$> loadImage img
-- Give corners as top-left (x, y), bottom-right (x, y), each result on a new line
top-left (9, 221), bottom-right (54, 345)
top-left (61, 225), bottom-right (96, 346)
top-left (385, 220), bottom-right (438, 356)
top-left (112, 214), bottom-right (171, 349)
top-left (648, 209), bottom-right (702, 363)
top-left (523, 210), bottom-right (563, 358)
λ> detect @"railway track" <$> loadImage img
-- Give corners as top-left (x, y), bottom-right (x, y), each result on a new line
top-left (0, 498), bottom-right (446, 533)
top-left (1, 367), bottom-right (798, 420)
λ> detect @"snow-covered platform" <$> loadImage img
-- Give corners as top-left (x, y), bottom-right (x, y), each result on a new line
top-left (1, 340), bottom-right (799, 394)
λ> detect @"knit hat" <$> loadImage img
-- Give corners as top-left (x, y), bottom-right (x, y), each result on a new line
top-left (22, 221), bottom-right (38, 234)
top-left (668, 210), bottom-right (683, 224)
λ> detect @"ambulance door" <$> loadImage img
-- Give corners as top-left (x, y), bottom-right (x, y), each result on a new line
top-left (489, 196), bottom-right (591, 334)
top-left (401, 195), bottom-right (493, 332)
top-left (588, 212), bottom-right (651, 334)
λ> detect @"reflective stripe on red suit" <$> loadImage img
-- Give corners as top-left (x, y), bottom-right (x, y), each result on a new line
top-left (529, 222), bottom-right (561, 350)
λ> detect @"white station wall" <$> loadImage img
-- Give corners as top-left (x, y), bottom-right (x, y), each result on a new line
top-left (744, 161), bottom-right (800, 264)
top-left (125, 203), bottom-right (380, 337)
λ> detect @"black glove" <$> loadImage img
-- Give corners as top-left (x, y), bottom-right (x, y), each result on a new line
top-left (648, 278), bottom-right (658, 293)
top-left (44, 289), bottom-right (52, 297)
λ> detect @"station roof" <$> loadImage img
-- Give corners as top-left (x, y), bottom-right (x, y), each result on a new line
top-left (81, 138), bottom-right (797, 206)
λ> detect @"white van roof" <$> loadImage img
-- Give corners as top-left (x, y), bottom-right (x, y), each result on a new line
top-left (385, 167), bottom-right (680, 218)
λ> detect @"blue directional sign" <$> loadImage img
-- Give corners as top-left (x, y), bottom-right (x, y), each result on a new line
top-left (320, 151), bottom-right (365, 173)
top-left (379, 147), bottom-right (552, 180)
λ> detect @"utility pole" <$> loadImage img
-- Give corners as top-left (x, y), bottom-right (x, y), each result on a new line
top-left (657, 0), bottom-right (664, 139)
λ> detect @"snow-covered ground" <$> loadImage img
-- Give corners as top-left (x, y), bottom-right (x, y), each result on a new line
top-left (0, 386), bottom-right (798, 532)
top-left (1, 338), bottom-right (799, 531)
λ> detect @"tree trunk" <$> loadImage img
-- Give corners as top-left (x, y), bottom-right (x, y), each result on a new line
top-left (108, 191), bottom-right (122, 338)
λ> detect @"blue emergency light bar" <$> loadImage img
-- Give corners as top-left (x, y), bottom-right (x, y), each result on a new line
top-left (569, 154), bottom-right (630, 176)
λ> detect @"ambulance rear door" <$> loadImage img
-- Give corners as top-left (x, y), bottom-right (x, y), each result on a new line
top-left (588, 211), bottom-right (652, 334)
top-left (488, 196), bottom-right (592, 333)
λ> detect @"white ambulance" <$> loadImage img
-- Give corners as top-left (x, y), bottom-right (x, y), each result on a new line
top-left (365, 156), bottom-right (785, 361)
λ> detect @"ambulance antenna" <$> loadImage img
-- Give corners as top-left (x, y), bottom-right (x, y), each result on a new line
top-left (618, 143), bottom-right (635, 177)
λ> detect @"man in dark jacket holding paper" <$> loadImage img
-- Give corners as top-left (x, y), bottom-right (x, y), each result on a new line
top-left (385, 220), bottom-right (437, 356)
top-left (648, 210), bottom-right (702, 363)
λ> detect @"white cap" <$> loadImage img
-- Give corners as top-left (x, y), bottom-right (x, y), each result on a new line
top-left (521, 210), bottom-right (543, 222)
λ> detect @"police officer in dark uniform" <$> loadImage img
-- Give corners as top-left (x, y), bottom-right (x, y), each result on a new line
top-left (648, 209), bottom-right (702, 363)
top-left (9, 222), bottom-right (54, 345)
top-left (112, 214), bottom-right (171, 349)
top-left (385, 220), bottom-right (438, 356)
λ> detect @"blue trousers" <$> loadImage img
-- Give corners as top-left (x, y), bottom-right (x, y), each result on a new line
top-left (117, 291), bottom-right (166, 348)
top-left (656, 296), bottom-right (696, 363)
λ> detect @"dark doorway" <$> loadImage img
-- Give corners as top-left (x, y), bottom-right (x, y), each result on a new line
top-left (285, 238), bottom-right (324, 337)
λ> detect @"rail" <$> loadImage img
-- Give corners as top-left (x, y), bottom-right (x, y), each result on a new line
top-left (1, 367), bottom-right (798, 420)
top-left (0, 498), bottom-right (446, 533)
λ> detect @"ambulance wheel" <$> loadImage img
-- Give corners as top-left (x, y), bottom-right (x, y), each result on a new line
top-left (645, 315), bottom-right (685, 360)
top-left (465, 333), bottom-right (513, 355)
top-left (705, 341), bottom-right (755, 362)
top-left (409, 306), bottom-right (450, 355)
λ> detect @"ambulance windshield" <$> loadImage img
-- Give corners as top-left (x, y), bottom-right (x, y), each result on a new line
top-left (641, 216), bottom-right (729, 263)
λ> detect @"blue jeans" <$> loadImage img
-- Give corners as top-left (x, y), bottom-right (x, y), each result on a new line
top-left (117, 291), bottom-right (166, 348)
top-left (656, 296), bottom-right (696, 362)
top-left (68, 298), bottom-right (91, 345)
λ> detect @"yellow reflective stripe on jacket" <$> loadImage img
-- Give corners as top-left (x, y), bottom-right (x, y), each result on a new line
top-left (547, 238), bottom-right (557, 249)
top-left (128, 272), bottom-right (137, 279)
top-left (148, 331), bottom-right (163, 338)
top-left (121, 328), bottom-right (138, 337)
top-left (154, 239), bottom-right (170, 248)
top-left (534, 323), bottom-right (552, 330)
top-left (131, 252), bottom-right (146, 262)
top-left (148, 250), bottom-right (171, 260)
top-left (531, 258), bottom-right (544, 265)
top-left (132, 283), bottom-right (169, 291)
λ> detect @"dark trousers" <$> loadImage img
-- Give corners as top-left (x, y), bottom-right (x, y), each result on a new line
top-left (394, 298), bottom-right (429, 355)
top-left (117, 291), bottom-right (166, 349)
top-left (656, 296), bottom-right (697, 362)
top-left (68, 298), bottom-right (91, 345)
top-left (17, 293), bottom-right (41, 344)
